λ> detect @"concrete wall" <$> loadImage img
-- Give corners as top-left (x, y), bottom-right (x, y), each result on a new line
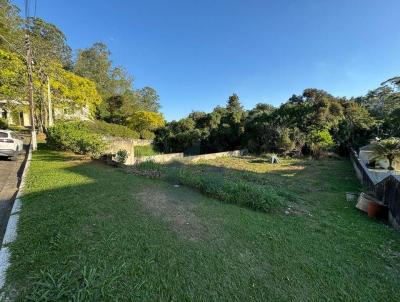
top-left (132, 153), bottom-right (184, 164)
top-left (181, 150), bottom-right (245, 163)
top-left (131, 139), bottom-right (153, 146)
top-left (128, 149), bottom-right (246, 165)
top-left (103, 137), bottom-right (136, 165)
top-left (103, 137), bottom-right (155, 165)
top-left (359, 150), bottom-right (400, 170)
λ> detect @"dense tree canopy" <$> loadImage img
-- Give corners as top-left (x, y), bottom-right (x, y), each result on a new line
top-left (0, 1), bottom-right (162, 137)
top-left (154, 88), bottom-right (384, 157)
top-left (0, 0), bottom-right (23, 52)
top-left (0, 48), bottom-right (26, 100)
top-left (29, 17), bottom-right (72, 69)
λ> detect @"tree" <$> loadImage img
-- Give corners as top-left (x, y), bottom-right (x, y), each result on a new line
top-left (332, 101), bottom-right (376, 149)
top-left (361, 85), bottom-right (400, 119)
top-left (74, 42), bottom-right (132, 99)
top-left (307, 128), bottom-right (335, 158)
top-left (29, 17), bottom-right (72, 69)
top-left (0, 0), bottom-right (23, 52)
top-left (126, 110), bottom-right (165, 137)
top-left (227, 93), bottom-right (243, 113)
top-left (0, 49), bottom-right (26, 100)
top-left (384, 108), bottom-right (400, 137)
top-left (47, 62), bottom-right (102, 114)
top-left (371, 137), bottom-right (400, 170)
top-left (135, 86), bottom-right (160, 112)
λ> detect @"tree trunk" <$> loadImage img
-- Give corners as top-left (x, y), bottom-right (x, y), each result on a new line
top-left (388, 155), bottom-right (395, 170)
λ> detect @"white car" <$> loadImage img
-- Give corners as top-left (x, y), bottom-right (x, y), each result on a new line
top-left (0, 130), bottom-right (24, 160)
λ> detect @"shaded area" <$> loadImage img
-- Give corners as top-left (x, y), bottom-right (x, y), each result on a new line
top-left (0, 138), bottom-right (30, 245)
top-left (2, 149), bottom-right (400, 301)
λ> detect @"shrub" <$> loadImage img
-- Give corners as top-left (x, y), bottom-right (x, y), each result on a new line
top-left (140, 129), bottom-right (156, 140)
top-left (47, 121), bottom-right (106, 157)
top-left (0, 118), bottom-right (8, 129)
top-left (164, 168), bottom-right (285, 212)
top-left (115, 150), bottom-right (129, 164)
top-left (129, 160), bottom-right (164, 178)
top-left (307, 129), bottom-right (335, 158)
top-left (132, 162), bottom-right (287, 212)
top-left (86, 120), bottom-right (140, 139)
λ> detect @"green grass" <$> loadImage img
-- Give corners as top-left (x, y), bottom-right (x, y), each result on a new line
top-left (3, 149), bottom-right (400, 301)
top-left (134, 145), bottom-right (160, 157)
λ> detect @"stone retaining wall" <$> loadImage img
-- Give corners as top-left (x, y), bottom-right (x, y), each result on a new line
top-left (132, 153), bottom-right (184, 164)
top-left (181, 150), bottom-right (245, 163)
top-left (129, 149), bottom-right (246, 165)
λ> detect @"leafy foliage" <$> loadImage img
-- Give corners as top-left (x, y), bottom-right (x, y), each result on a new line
top-left (0, 49), bottom-right (26, 100)
top-left (371, 137), bottom-right (400, 170)
top-left (126, 110), bottom-right (165, 138)
top-left (307, 129), bottom-right (335, 158)
top-left (116, 149), bottom-right (128, 164)
top-left (46, 121), bottom-right (106, 157)
top-left (0, 117), bottom-right (8, 129)
top-left (164, 166), bottom-right (287, 212)
top-left (85, 120), bottom-right (140, 139)
top-left (155, 90), bottom-right (376, 156)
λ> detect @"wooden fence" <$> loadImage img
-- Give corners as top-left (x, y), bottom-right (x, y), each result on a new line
top-left (350, 148), bottom-right (400, 230)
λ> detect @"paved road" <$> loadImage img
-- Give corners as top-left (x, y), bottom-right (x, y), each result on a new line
top-left (0, 142), bottom-right (29, 244)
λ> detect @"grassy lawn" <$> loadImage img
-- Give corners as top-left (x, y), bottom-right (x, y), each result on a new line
top-left (3, 149), bottom-right (400, 301)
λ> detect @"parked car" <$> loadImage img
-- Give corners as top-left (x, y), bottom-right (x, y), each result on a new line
top-left (0, 130), bottom-right (24, 160)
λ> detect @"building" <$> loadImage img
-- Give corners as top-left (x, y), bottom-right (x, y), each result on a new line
top-left (0, 99), bottom-right (91, 127)
top-left (359, 143), bottom-right (400, 171)
top-left (0, 100), bottom-right (31, 127)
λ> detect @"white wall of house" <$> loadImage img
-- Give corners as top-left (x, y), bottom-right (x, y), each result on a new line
top-left (53, 105), bottom-right (90, 121)
top-left (1, 100), bottom-right (91, 127)
top-left (0, 106), bottom-right (31, 127)
top-left (359, 147), bottom-right (400, 170)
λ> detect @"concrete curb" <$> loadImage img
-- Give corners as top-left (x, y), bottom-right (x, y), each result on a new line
top-left (0, 147), bottom-right (32, 289)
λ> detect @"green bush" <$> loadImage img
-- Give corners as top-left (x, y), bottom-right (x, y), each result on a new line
top-left (47, 121), bottom-right (106, 157)
top-left (164, 168), bottom-right (285, 212)
top-left (307, 128), bottom-right (335, 158)
top-left (116, 150), bottom-right (128, 164)
top-left (133, 162), bottom-right (287, 212)
top-left (140, 129), bottom-right (156, 139)
top-left (0, 118), bottom-right (8, 129)
top-left (86, 120), bottom-right (140, 139)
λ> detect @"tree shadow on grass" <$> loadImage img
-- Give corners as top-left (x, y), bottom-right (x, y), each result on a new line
top-left (3, 150), bottom-right (400, 301)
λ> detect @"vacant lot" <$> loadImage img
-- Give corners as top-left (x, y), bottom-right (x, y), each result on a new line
top-left (3, 149), bottom-right (400, 301)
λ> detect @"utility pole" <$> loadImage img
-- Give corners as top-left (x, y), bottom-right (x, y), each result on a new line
top-left (25, 33), bottom-right (37, 150)
top-left (47, 75), bottom-right (53, 127)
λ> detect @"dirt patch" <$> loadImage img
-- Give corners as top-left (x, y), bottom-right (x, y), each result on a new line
top-left (135, 187), bottom-right (209, 241)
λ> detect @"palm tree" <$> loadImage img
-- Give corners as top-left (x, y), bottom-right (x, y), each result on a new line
top-left (371, 137), bottom-right (400, 170)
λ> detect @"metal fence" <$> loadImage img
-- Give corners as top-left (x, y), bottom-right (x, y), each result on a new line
top-left (349, 148), bottom-right (400, 229)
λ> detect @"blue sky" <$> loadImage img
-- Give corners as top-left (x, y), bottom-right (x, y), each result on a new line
top-left (15, 0), bottom-right (400, 121)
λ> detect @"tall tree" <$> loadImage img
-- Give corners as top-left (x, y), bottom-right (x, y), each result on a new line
top-left (29, 17), bottom-right (72, 69)
top-left (0, 48), bottom-right (26, 101)
top-left (0, 0), bottom-right (23, 52)
top-left (136, 86), bottom-right (161, 112)
top-left (74, 42), bottom-right (132, 99)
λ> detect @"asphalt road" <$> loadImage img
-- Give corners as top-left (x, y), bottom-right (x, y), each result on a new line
top-left (0, 141), bottom-right (29, 244)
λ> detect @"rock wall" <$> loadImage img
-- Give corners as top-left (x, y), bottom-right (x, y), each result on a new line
top-left (129, 149), bottom-right (247, 165)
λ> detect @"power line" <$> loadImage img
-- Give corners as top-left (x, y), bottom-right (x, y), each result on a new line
top-left (0, 33), bottom-right (26, 59)
top-left (34, 0), bottom-right (37, 19)
top-left (25, 0), bottom-right (29, 20)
